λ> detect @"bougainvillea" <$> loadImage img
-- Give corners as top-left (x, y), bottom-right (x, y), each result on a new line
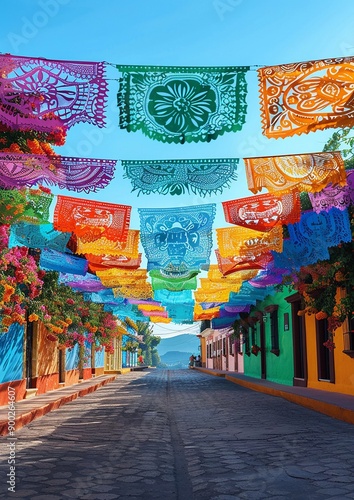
top-left (0, 120), bottom-right (67, 154)
top-left (0, 225), bottom-right (122, 350)
top-left (0, 225), bottom-right (44, 331)
top-left (37, 270), bottom-right (122, 350)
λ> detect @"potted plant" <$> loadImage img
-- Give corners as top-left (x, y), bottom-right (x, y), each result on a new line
top-left (251, 344), bottom-right (261, 356)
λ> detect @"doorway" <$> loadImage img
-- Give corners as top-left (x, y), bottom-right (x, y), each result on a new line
top-left (286, 293), bottom-right (308, 387)
top-left (25, 321), bottom-right (34, 389)
top-left (316, 318), bottom-right (335, 383)
top-left (292, 299), bottom-right (308, 386)
top-left (260, 321), bottom-right (266, 379)
top-left (58, 348), bottom-right (65, 384)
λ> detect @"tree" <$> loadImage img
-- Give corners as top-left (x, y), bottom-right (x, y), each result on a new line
top-left (323, 128), bottom-right (354, 170)
top-left (151, 349), bottom-right (161, 367)
top-left (136, 321), bottom-right (161, 364)
top-left (144, 347), bottom-right (152, 366)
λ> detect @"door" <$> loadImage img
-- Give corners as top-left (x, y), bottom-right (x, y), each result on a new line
top-left (224, 337), bottom-right (229, 371)
top-left (58, 348), bottom-right (65, 383)
top-left (292, 300), bottom-right (308, 386)
top-left (232, 337), bottom-right (238, 372)
top-left (286, 294), bottom-right (308, 387)
top-left (25, 321), bottom-right (34, 389)
top-left (316, 318), bottom-right (335, 383)
top-left (260, 321), bottom-right (266, 379)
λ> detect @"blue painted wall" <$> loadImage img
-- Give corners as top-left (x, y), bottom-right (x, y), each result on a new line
top-left (65, 344), bottom-right (80, 371)
top-left (83, 339), bottom-right (92, 368)
top-left (95, 347), bottom-right (104, 368)
top-left (0, 323), bottom-right (24, 383)
top-left (122, 350), bottom-right (127, 367)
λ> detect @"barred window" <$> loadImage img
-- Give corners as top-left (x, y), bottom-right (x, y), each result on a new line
top-left (270, 309), bottom-right (279, 352)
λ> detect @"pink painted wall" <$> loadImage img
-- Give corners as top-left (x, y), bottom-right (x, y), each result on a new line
top-left (205, 328), bottom-right (244, 372)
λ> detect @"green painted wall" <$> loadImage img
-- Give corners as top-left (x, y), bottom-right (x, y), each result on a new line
top-left (242, 325), bottom-right (261, 378)
top-left (243, 347), bottom-right (261, 378)
top-left (243, 286), bottom-right (294, 386)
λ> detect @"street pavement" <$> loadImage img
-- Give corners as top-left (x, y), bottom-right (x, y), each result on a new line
top-left (1, 369), bottom-right (354, 500)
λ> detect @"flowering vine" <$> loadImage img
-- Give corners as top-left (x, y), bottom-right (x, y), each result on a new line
top-left (0, 225), bottom-right (122, 351)
top-left (0, 225), bottom-right (44, 331)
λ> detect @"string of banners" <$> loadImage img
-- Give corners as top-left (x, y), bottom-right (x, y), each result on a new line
top-left (1, 53), bottom-right (354, 142)
top-left (1, 51), bottom-right (354, 324)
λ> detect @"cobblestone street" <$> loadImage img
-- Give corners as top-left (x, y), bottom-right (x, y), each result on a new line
top-left (1, 369), bottom-right (354, 499)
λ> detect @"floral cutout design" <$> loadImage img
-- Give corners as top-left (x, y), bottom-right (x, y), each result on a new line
top-left (117, 65), bottom-right (249, 143)
top-left (147, 79), bottom-right (217, 134)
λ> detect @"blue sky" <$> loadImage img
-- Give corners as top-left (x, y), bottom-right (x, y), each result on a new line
top-left (1, 0), bottom-right (354, 336)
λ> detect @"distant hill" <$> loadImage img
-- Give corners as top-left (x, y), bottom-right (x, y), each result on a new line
top-left (160, 350), bottom-right (193, 368)
top-left (157, 334), bottom-right (200, 356)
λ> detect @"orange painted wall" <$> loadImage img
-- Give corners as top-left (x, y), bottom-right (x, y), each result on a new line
top-left (33, 374), bottom-right (60, 395)
top-left (0, 379), bottom-right (26, 405)
top-left (82, 367), bottom-right (92, 380)
top-left (34, 322), bottom-right (60, 394)
top-left (65, 369), bottom-right (80, 386)
top-left (305, 314), bottom-right (354, 396)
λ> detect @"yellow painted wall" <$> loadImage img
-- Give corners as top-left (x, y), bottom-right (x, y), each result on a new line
top-left (305, 309), bottom-right (354, 396)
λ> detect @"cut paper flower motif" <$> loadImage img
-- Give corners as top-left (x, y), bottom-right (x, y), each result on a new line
top-left (117, 65), bottom-right (249, 144)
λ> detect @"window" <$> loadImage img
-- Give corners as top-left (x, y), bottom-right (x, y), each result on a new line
top-left (222, 337), bottom-right (226, 356)
top-left (250, 325), bottom-right (256, 347)
top-left (270, 310), bottom-right (279, 354)
top-left (265, 305), bottom-right (280, 355)
top-left (343, 317), bottom-right (354, 357)
top-left (244, 328), bottom-right (251, 355)
top-left (229, 335), bottom-right (234, 355)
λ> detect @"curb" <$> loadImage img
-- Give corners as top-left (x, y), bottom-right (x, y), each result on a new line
top-left (0, 375), bottom-right (116, 436)
top-left (193, 367), bottom-right (225, 378)
top-left (224, 375), bottom-right (354, 426)
top-left (194, 368), bottom-right (354, 426)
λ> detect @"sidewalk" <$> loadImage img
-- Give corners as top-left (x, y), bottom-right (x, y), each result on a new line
top-left (2, 370), bottom-right (354, 438)
top-left (0, 374), bottom-right (116, 436)
top-left (193, 367), bottom-right (354, 425)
